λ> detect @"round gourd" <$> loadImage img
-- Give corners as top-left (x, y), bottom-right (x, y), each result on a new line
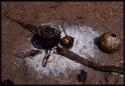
top-left (98, 32), bottom-right (121, 54)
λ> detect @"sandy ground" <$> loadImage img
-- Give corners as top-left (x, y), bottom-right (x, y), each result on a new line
top-left (1, 1), bottom-right (123, 85)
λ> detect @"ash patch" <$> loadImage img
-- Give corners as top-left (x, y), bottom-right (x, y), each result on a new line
top-left (22, 22), bottom-right (100, 79)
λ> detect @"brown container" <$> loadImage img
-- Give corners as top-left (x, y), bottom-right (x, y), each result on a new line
top-left (98, 32), bottom-right (121, 54)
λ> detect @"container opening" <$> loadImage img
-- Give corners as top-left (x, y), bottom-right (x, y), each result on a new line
top-left (111, 33), bottom-right (116, 37)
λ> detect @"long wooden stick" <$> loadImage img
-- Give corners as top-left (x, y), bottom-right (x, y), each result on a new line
top-left (4, 13), bottom-right (38, 34)
top-left (56, 47), bottom-right (123, 74)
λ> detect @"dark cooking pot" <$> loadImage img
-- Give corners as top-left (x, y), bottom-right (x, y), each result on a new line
top-left (31, 25), bottom-right (61, 50)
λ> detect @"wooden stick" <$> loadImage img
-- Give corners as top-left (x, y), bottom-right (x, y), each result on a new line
top-left (56, 47), bottom-right (123, 74)
top-left (15, 50), bottom-right (40, 58)
top-left (3, 13), bottom-right (38, 34)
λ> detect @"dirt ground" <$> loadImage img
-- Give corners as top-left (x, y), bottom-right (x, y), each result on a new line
top-left (1, 1), bottom-right (123, 85)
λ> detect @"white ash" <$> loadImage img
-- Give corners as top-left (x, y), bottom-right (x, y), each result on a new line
top-left (24, 22), bottom-right (100, 78)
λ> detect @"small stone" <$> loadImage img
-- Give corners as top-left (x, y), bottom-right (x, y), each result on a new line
top-left (77, 70), bottom-right (87, 83)
top-left (77, 16), bottom-right (83, 19)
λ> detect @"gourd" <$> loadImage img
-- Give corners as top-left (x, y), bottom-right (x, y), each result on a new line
top-left (98, 32), bottom-right (121, 54)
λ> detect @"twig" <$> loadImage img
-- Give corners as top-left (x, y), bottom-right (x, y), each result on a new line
top-left (15, 50), bottom-right (40, 58)
top-left (60, 16), bottom-right (68, 36)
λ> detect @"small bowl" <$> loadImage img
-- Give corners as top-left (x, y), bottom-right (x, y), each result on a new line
top-left (60, 36), bottom-right (74, 49)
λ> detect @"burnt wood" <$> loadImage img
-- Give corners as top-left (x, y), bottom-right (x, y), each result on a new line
top-left (56, 47), bottom-right (123, 74)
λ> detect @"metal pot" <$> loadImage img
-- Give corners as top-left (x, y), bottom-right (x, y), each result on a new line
top-left (31, 25), bottom-right (61, 50)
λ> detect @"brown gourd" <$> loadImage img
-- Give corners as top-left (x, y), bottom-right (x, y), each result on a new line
top-left (98, 32), bottom-right (121, 54)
